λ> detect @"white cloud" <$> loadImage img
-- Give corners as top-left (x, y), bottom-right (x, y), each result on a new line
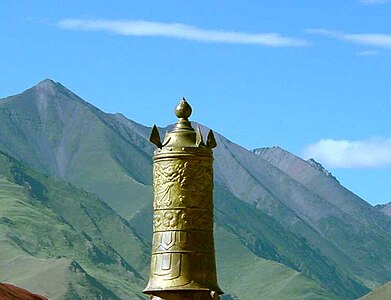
top-left (345, 33), bottom-right (391, 47)
top-left (356, 49), bottom-right (380, 56)
top-left (57, 19), bottom-right (308, 47)
top-left (360, 0), bottom-right (389, 5)
top-left (307, 28), bottom-right (391, 48)
top-left (303, 138), bottom-right (391, 168)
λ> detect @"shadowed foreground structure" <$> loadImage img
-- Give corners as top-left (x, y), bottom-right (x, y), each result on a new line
top-left (0, 282), bottom-right (48, 300)
top-left (143, 99), bottom-right (222, 300)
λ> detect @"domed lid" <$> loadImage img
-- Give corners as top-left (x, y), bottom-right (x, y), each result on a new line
top-left (150, 98), bottom-right (216, 150)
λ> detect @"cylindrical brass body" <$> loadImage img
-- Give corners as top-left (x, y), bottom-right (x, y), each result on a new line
top-left (144, 99), bottom-right (222, 300)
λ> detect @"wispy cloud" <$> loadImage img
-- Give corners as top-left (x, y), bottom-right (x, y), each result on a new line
top-left (57, 19), bottom-right (308, 47)
top-left (307, 28), bottom-right (391, 48)
top-left (360, 0), bottom-right (389, 5)
top-left (303, 138), bottom-right (391, 168)
top-left (356, 49), bottom-right (380, 56)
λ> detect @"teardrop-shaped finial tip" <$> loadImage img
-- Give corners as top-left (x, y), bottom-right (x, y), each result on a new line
top-left (175, 97), bottom-right (192, 119)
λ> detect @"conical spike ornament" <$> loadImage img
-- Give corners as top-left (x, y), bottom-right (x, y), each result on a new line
top-left (144, 99), bottom-right (222, 300)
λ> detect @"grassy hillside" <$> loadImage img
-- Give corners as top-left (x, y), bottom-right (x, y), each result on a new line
top-left (212, 133), bottom-right (391, 292)
top-left (0, 79), bottom-right (152, 220)
top-left (0, 150), bottom-right (338, 299)
top-left (213, 184), bottom-right (368, 299)
top-left (216, 225), bottom-right (335, 300)
top-left (0, 151), bottom-right (147, 299)
top-left (253, 146), bottom-right (391, 287)
top-left (129, 183), bottom-right (365, 299)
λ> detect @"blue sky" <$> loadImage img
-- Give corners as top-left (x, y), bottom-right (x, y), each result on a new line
top-left (1, 1), bottom-right (390, 204)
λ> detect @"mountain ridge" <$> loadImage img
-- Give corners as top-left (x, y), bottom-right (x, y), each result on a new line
top-left (0, 148), bottom-right (333, 299)
top-left (0, 148), bottom-right (148, 298)
top-left (1, 79), bottom-right (391, 299)
top-left (375, 202), bottom-right (391, 217)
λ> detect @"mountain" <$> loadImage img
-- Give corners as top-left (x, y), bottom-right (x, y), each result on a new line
top-left (213, 137), bottom-right (391, 292)
top-left (215, 225), bottom-right (334, 300)
top-left (0, 79), bottom-right (153, 220)
top-left (0, 149), bottom-right (330, 300)
top-left (0, 150), bottom-right (148, 299)
top-left (251, 147), bottom-right (391, 285)
top-left (375, 202), bottom-right (391, 217)
top-left (1, 79), bottom-right (391, 298)
top-left (0, 80), bottom-right (333, 299)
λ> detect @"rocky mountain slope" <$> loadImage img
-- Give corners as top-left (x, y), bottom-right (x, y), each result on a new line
top-left (0, 147), bottom-right (331, 300)
top-left (251, 146), bottom-right (391, 287)
top-left (1, 79), bottom-right (390, 299)
top-left (375, 202), bottom-right (391, 217)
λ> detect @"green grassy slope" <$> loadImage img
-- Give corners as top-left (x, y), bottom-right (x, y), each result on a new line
top-left (0, 179), bottom-right (123, 299)
top-left (213, 134), bottom-right (391, 291)
top-left (0, 250), bottom-right (116, 300)
top-left (129, 183), bottom-right (364, 299)
top-left (0, 79), bottom-right (152, 220)
top-left (0, 152), bottom-right (148, 299)
top-left (0, 151), bottom-right (339, 300)
top-left (253, 146), bottom-right (391, 287)
top-left (213, 184), bottom-right (368, 299)
top-left (216, 225), bottom-right (335, 300)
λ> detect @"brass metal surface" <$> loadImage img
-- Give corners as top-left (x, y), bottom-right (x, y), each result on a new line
top-left (144, 99), bottom-right (222, 299)
top-left (149, 291), bottom-right (220, 300)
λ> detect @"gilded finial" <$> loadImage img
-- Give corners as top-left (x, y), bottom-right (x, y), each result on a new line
top-left (207, 130), bottom-right (217, 149)
top-left (196, 126), bottom-right (205, 147)
top-left (175, 98), bottom-right (192, 119)
top-left (150, 125), bottom-right (163, 148)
